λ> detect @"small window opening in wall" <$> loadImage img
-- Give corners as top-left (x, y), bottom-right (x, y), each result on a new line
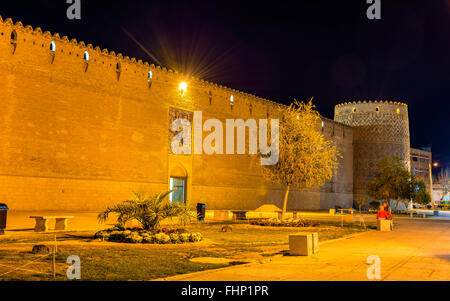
top-left (10, 30), bottom-right (17, 43)
top-left (148, 70), bottom-right (153, 88)
top-left (230, 95), bottom-right (234, 109)
top-left (352, 108), bottom-right (357, 114)
top-left (83, 51), bottom-right (90, 72)
top-left (321, 121), bottom-right (325, 133)
top-left (249, 103), bottom-right (253, 115)
top-left (267, 108), bottom-right (270, 119)
top-left (397, 108), bottom-right (400, 115)
top-left (209, 91), bottom-right (212, 105)
top-left (10, 30), bottom-right (17, 54)
top-left (376, 107), bottom-right (380, 113)
top-left (116, 62), bottom-right (121, 80)
top-left (49, 41), bottom-right (56, 64)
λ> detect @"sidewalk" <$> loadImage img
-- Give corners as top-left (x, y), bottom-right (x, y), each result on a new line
top-left (158, 218), bottom-right (450, 281)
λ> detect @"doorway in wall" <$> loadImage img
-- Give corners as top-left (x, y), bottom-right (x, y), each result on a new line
top-left (170, 177), bottom-right (186, 203)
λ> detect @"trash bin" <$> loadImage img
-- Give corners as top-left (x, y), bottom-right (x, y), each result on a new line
top-left (196, 203), bottom-right (206, 222)
top-left (0, 203), bottom-right (8, 235)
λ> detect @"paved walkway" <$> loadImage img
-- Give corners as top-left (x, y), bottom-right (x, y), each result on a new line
top-left (159, 218), bottom-right (450, 281)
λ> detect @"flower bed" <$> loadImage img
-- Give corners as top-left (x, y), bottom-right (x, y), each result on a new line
top-left (94, 227), bottom-right (203, 244)
top-left (249, 219), bottom-right (320, 228)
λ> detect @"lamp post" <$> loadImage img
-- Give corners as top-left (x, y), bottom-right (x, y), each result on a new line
top-left (429, 162), bottom-right (434, 209)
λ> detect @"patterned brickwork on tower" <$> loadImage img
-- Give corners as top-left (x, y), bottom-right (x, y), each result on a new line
top-left (334, 101), bottom-right (411, 201)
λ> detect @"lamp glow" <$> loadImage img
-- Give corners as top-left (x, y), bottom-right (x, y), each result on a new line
top-left (179, 82), bottom-right (187, 96)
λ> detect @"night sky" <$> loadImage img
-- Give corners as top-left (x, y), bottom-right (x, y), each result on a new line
top-left (1, 0), bottom-right (449, 165)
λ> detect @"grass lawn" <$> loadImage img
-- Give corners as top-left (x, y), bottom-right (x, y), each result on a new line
top-left (0, 221), bottom-right (371, 281)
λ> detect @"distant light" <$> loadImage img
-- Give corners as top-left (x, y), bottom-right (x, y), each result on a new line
top-left (179, 82), bottom-right (187, 96)
top-left (433, 162), bottom-right (439, 167)
top-left (84, 51), bottom-right (90, 61)
top-left (230, 95), bottom-right (234, 103)
top-left (322, 121), bottom-right (325, 127)
top-left (148, 70), bottom-right (153, 79)
top-left (296, 115), bottom-right (300, 120)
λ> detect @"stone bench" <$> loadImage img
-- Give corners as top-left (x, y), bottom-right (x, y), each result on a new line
top-left (289, 232), bottom-right (319, 256)
top-left (407, 212), bottom-right (427, 218)
top-left (213, 211), bottom-right (233, 221)
top-left (30, 216), bottom-right (74, 232)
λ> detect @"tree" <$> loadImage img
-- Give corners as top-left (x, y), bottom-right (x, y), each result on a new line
top-left (98, 190), bottom-right (196, 230)
top-left (412, 179), bottom-right (431, 206)
top-left (261, 99), bottom-right (340, 220)
top-left (354, 195), bottom-right (369, 212)
top-left (366, 156), bottom-right (413, 209)
top-left (434, 168), bottom-right (449, 202)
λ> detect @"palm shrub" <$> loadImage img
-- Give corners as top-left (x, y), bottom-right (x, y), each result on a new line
top-left (97, 190), bottom-right (196, 230)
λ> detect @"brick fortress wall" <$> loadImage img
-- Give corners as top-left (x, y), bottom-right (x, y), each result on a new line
top-left (0, 17), bottom-right (353, 211)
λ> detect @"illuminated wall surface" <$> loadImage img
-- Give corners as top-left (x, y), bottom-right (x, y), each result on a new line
top-left (5, 16), bottom-right (420, 212)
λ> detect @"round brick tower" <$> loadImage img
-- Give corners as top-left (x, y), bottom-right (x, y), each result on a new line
top-left (334, 101), bottom-right (411, 201)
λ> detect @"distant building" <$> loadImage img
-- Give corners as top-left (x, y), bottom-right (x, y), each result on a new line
top-left (433, 184), bottom-right (449, 203)
top-left (410, 147), bottom-right (433, 189)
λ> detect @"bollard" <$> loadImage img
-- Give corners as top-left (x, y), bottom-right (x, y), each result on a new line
top-left (289, 233), bottom-right (319, 256)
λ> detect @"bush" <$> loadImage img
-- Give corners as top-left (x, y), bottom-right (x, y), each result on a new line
top-left (141, 233), bottom-right (155, 244)
top-left (190, 232), bottom-right (203, 242)
top-left (180, 233), bottom-right (191, 243)
top-left (94, 228), bottom-right (201, 244)
top-left (125, 232), bottom-right (143, 244)
top-left (110, 231), bottom-right (125, 242)
top-left (249, 219), bottom-right (320, 228)
top-left (154, 233), bottom-right (171, 244)
top-left (94, 230), bottom-right (110, 241)
top-left (169, 233), bottom-right (181, 244)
